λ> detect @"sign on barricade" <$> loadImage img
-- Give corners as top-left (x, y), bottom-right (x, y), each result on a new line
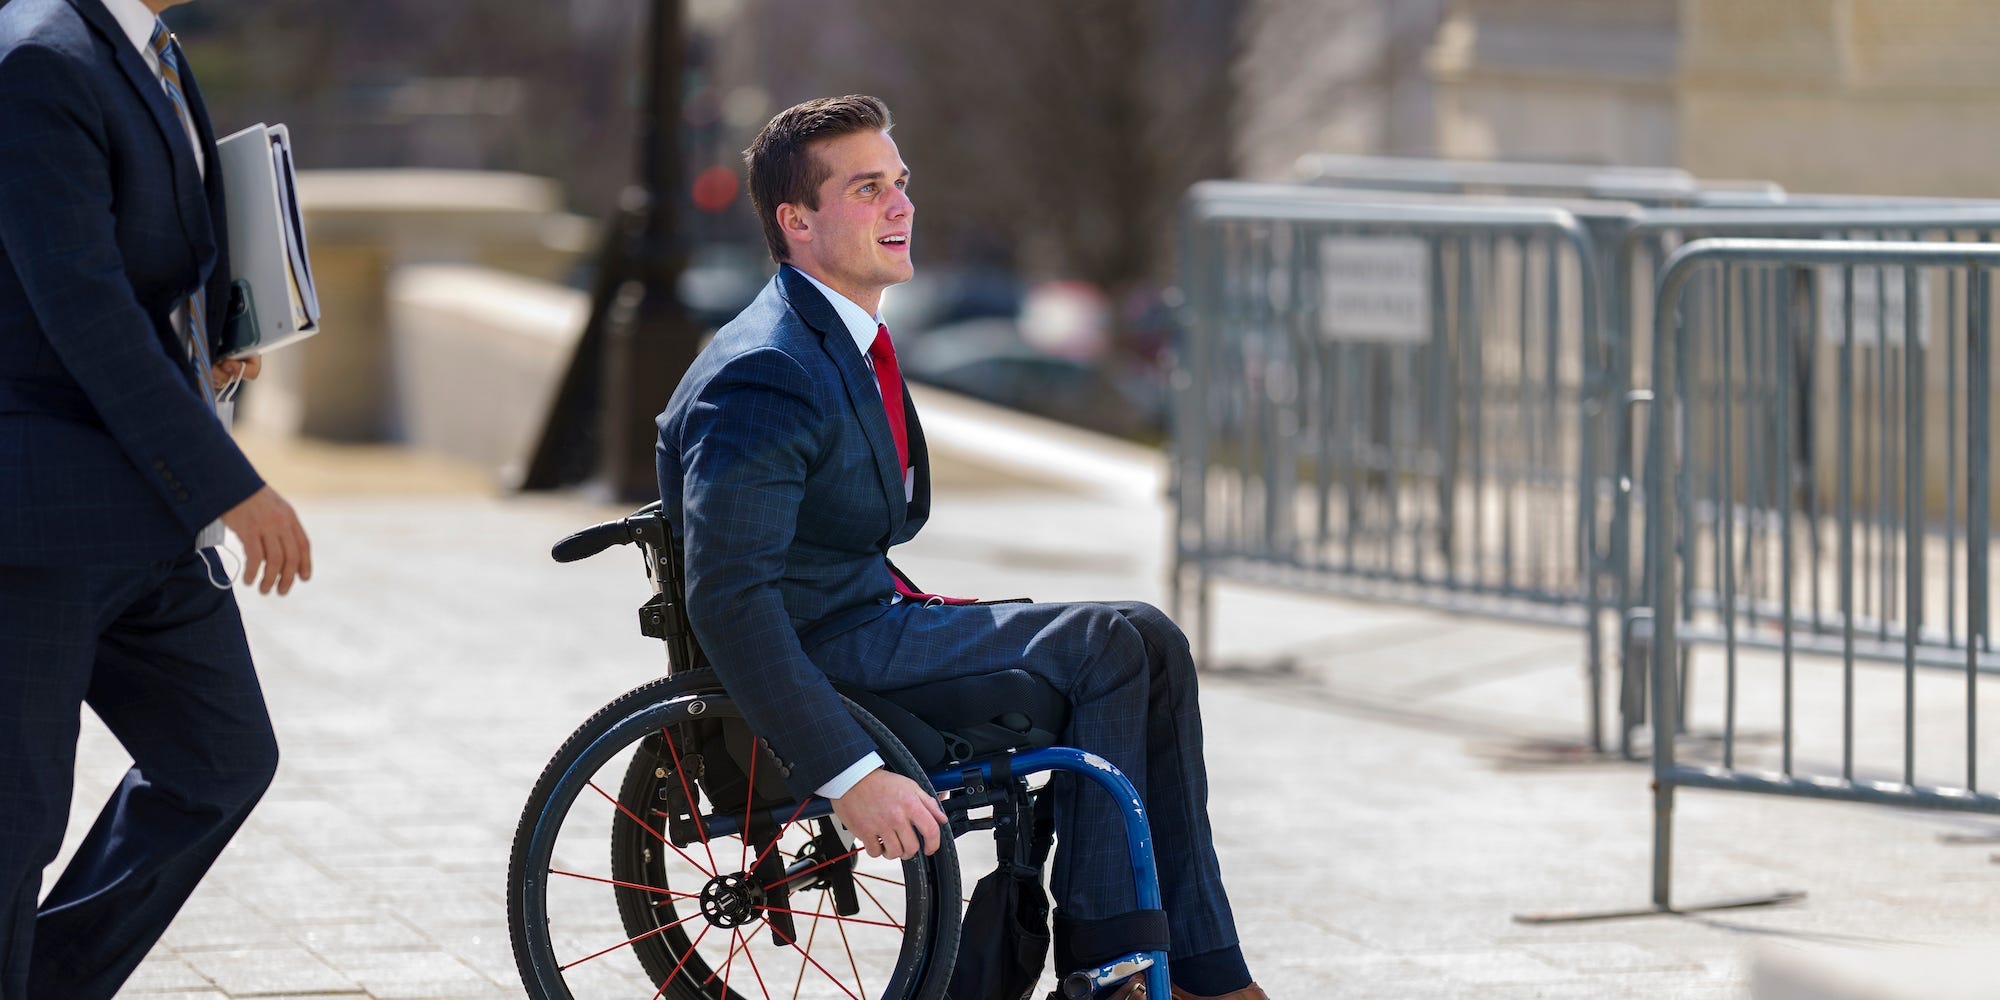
top-left (1316, 236), bottom-right (1431, 343)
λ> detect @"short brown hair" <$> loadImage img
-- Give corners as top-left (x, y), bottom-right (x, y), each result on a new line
top-left (744, 95), bottom-right (893, 263)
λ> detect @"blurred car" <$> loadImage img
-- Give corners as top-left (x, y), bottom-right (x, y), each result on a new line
top-left (880, 266), bottom-right (1024, 336)
top-left (902, 317), bottom-right (1166, 440)
top-left (678, 242), bottom-right (771, 331)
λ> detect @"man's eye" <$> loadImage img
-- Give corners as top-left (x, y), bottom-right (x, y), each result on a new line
top-left (859, 184), bottom-right (876, 195)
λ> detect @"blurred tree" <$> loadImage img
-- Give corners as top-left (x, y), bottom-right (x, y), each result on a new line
top-left (888, 1), bottom-right (1237, 294)
top-left (728, 0), bottom-right (1242, 352)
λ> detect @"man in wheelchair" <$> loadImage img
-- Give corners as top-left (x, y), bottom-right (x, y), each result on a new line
top-left (653, 95), bottom-right (1266, 1000)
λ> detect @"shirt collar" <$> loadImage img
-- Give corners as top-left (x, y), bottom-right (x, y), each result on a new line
top-left (789, 265), bottom-right (882, 358)
top-left (102, 0), bottom-right (165, 74)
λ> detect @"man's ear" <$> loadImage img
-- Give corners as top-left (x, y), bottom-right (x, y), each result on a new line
top-left (777, 203), bottom-right (811, 248)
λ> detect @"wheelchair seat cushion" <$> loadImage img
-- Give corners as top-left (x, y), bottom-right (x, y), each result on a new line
top-left (834, 669), bottom-right (1069, 771)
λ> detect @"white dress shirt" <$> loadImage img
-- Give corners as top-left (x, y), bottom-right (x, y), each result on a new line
top-left (794, 266), bottom-right (885, 374)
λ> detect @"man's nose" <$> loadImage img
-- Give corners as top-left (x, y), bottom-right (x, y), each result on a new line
top-left (889, 188), bottom-right (914, 219)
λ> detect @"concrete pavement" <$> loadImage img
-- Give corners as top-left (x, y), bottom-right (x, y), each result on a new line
top-left (56, 398), bottom-right (2000, 999)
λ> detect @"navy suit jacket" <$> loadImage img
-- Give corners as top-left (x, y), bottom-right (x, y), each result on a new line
top-left (657, 266), bottom-right (933, 798)
top-left (0, 0), bottom-right (260, 566)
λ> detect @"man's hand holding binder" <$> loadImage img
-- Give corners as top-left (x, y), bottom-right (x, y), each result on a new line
top-left (207, 355), bottom-right (259, 392)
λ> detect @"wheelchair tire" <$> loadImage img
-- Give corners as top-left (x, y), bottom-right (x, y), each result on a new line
top-left (508, 670), bottom-right (961, 1000)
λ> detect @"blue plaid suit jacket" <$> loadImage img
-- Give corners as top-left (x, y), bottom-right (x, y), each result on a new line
top-left (656, 266), bottom-right (933, 797)
top-left (0, 0), bottom-right (261, 566)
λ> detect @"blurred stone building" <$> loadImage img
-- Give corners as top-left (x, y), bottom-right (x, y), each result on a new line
top-left (1238, 0), bottom-right (2000, 199)
top-left (1232, 0), bottom-right (1446, 179)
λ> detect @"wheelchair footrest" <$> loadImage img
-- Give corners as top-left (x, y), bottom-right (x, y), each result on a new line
top-left (1059, 952), bottom-right (1157, 999)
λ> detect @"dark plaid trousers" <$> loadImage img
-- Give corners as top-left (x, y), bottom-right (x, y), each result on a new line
top-left (0, 551), bottom-right (279, 1000)
top-left (808, 599), bottom-right (1239, 961)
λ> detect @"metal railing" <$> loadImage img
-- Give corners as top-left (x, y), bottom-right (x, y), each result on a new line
top-left (1179, 165), bottom-right (2000, 918)
top-left (1641, 238), bottom-right (2000, 911)
top-left (1176, 173), bottom-right (2000, 760)
top-left (1295, 152), bottom-right (1707, 206)
top-left (1173, 181), bottom-right (1611, 749)
top-left (1607, 208), bottom-right (2000, 755)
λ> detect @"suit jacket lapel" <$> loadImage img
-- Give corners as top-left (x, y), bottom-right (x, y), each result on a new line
top-left (777, 267), bottom-right (906, 537)
top-left (179, 51), bottom-right (227, 340)
top-left (66, 0), bottom-right (214, 284)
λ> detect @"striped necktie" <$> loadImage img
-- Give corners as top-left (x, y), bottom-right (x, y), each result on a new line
top-left (148, 20), bottom-right (216, 411)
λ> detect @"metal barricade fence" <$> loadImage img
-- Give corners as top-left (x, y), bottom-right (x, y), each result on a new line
top-left (1173, 182), bottom-right (1611, 750)
top-left (1173, 179), bottom-right (2000, 762)
top-left (1609, 208), bottom-right (2000, 756)
top-left (1641, 238), bottom-right (2000, 913)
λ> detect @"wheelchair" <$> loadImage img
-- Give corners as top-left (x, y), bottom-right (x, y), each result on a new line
top-left (506, 503), bottom-right (1172, 1000)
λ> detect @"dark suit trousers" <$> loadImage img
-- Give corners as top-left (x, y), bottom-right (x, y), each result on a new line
top-left (0, 551), bottom-right (278, 1000)
top-left (808, 599), bottom-right (1239, 961)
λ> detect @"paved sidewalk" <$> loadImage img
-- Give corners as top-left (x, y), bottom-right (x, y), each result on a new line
top-left (57, 416), bottom-right (2000, 998)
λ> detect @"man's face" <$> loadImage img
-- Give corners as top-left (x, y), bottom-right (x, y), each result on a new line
top-left (781, 129), bottom-right (913, 314)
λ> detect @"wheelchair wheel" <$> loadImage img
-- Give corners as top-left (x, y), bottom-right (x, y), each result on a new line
top-left (508, 671), bottom-right (961, 999)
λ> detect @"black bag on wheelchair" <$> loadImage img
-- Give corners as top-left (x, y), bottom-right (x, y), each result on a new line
top-left (948, 788), bottom-right (1055, 1000)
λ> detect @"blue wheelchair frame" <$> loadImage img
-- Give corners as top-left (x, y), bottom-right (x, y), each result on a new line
top-left (553, 505), bottom-right (1172, 999)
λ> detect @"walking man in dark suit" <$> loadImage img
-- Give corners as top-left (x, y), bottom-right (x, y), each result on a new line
top-left (0, 0), bottom-right (312, 995)
top-left (656, 95), bottom-right (1267, 1000)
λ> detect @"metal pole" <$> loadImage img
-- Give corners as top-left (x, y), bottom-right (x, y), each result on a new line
top-left (522, 0), bottom-right (696, 498)
top-left (597, 0), bottom-right (698, 502)
top-left (1649, 260), bottom-right (1683, 913)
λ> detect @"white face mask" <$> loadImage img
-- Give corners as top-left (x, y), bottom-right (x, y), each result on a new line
top-left (197, 539), bottom-right (238, 590)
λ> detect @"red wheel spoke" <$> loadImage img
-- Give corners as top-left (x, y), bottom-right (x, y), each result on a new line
top-left (856, 868), bottom-right (966, 907)
top-left (739, 921), bottom-right (775, 1000)
top-left (661, 724), bottom-right (721, 875)
top-left (836, 913), bottom-right (864, 999)
top-left (589, 780), bottom-right (715, 879)
top-left (853, 877), bottom-right (906, 931)
top-left (702, 927), bottom-right (744, 989)
top-left (650, 923), bottom-right (712, 1000)
top-left (792, 940), bottom-right (866, 1000)
top-left (762, 846), bottom-right (865, 892)
top-left (746, 798), bottom-right (814, 876)
top-left (790, 893), bottom-right (827, 999)
top-left (560, 907), bottom-right (703, 971)
top-left (547, 867), bottom-right (700, 900)
top-left (755, 904), bottom-right (903, 931)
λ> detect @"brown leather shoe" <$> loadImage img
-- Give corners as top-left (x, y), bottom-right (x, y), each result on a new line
top-left (1169, 984), bottom-right (1270, 1000)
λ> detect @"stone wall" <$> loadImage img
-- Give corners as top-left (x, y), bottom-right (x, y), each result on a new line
top-left (240, 170), bottom-right (593, 443)
top-left (1231, 0), bottom-right (1445, 179)
top-left (1428, 0), bottom-right (1679, 167)
top-left (1680, 0), bottom-right (2000, 197)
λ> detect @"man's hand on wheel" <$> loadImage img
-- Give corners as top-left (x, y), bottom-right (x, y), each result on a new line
top-left (219, 485), bottom-right (312, 595)
top-left (829, 768), bottom-right (949, 860)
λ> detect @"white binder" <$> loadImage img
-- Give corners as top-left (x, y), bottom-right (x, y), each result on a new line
top-left (215, 122), bottom-right (320, 358)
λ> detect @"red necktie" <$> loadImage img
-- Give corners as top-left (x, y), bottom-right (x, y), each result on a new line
top-left (871, 324), bottom-right (974, 606)
top-left (868, 323), bottom-right (909, 475)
